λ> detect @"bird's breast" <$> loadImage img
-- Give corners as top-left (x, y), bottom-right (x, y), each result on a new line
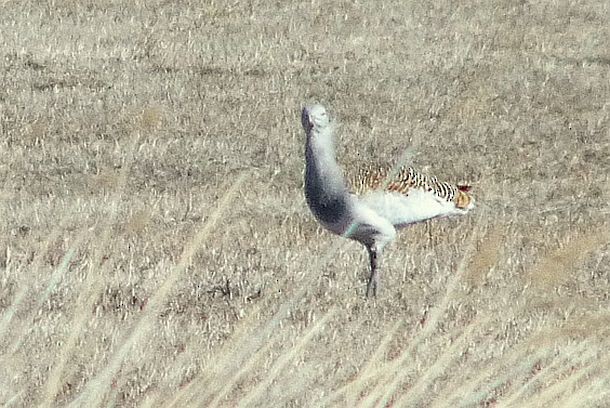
top-left (305, 188), bottom-right (349, 226)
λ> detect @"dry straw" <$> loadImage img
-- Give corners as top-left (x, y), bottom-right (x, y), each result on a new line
top-left (166, 237), bottom-right (350, 406)
top-left (335, 215), bottom-right (485, 406)
top-left (237, 308), bottom-right (336, 407)
top-left (525, 228), bottom-right (609, 291)
top-left (66, 171), bottom-right (248, 407)
top-left (0, 226), bottom-right (68, 344)
top-left (465, 225), bottom-right (504, 287)
top-left (42, 133), bottom-right (144, 407)
top-left (150, 155), bottom-right (387, 405)
top-left (500, 341), bottom-right (599, 407)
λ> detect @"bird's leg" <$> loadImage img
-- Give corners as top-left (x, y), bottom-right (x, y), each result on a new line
top-left (366, 246), bottom-right (379, 298)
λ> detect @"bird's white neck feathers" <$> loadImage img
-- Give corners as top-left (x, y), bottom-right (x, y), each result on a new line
top-left (305, 124), bottom-right (347, 199)
top-left (303, 116), bottom-right (354, 233)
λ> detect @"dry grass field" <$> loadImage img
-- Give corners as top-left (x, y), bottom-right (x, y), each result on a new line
top-left (1, 0), bottom-right (609, 406)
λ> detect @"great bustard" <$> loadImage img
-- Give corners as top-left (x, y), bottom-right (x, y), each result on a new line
top-left (302, 104), bottom-right (475, 297)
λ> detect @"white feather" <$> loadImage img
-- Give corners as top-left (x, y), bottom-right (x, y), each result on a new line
top-left (301, 103), bottom-right (474, 296)
top-left (359, 189), bottom-right (468, 229)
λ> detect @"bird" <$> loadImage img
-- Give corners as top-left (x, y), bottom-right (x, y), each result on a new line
top-left (301, 104), bottom-right (475, 297)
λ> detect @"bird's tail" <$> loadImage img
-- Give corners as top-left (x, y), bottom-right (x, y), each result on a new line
top-left (455, 188), bottom-right (475, 210)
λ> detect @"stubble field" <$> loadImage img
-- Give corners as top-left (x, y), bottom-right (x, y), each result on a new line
top-left (1, 0), bottom-right (609, 406)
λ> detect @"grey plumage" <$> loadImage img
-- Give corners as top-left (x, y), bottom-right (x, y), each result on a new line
top-left (301, 104), bottom-right (474, 297)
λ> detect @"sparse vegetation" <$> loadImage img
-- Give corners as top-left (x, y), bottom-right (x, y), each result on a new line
top-left (1, 0), bottom-right (609, 406)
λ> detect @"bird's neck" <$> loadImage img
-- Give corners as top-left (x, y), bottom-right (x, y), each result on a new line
top-left (305, 127), bottom-right (348, 208)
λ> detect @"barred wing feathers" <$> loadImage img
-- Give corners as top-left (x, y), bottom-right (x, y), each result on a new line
top-left (350, 166), bottom-right (475, 228)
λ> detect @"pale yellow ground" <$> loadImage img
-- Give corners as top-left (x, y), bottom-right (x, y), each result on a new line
top-left (0, 1), bottom-right (609, 406)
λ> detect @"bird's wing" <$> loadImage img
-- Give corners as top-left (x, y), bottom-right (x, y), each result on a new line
top-left (350, 165), bottom-right (475, 228)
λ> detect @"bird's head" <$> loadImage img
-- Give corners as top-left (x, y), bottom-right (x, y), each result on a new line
top-left (301, 104), bottom-right (330, 132)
